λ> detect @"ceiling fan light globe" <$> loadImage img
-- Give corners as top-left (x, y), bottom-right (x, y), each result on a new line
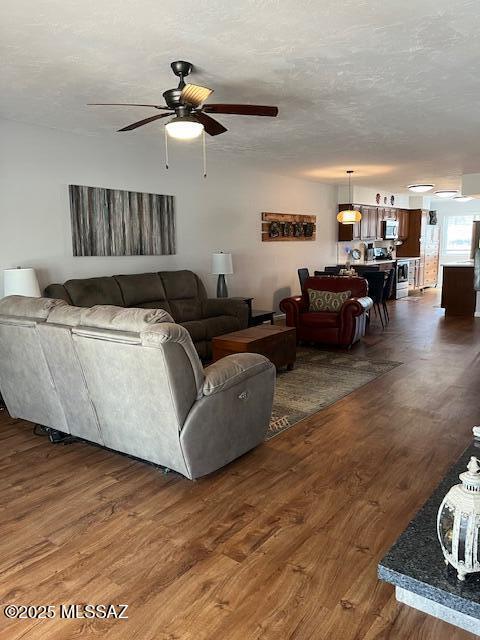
top-left (453, 195), bottom-right (474, 202)
top-left (165, 117), bottom-right (204, 140)
top-left (434, 190), bottom-right (459, 199)
top-left (407, 184), bottom-right (434, 193)
top-left (337, 210), bottom-right (362, 225)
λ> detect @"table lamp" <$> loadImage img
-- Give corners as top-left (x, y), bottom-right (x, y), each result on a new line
top-left (3, 267), bottom-right (41, 298)
top-left (211, 252), bottom-right (233, 298)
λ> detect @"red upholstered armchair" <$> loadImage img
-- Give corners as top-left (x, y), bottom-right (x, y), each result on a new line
top-left (280, 276), bottom-right (373, 348)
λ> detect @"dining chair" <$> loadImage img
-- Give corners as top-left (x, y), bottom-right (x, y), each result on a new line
top-left (381, 268), bottom-right (396, 323)
top-left (297, 268), bottom-right (310, 291)
top-left (363, 271), bottom-right (387, 328)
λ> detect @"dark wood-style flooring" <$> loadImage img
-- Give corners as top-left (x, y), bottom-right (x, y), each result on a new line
top-left (1, 290), bottom-right (480, 639)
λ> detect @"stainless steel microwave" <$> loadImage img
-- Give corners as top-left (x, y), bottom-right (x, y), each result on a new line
top-left (382, 219), bottom-right (398, 239)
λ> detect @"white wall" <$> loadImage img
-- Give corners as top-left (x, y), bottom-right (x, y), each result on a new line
top-left (337, 184), bottom-right (410, 208)
top-left (0, 119), bottom-right (337, 311)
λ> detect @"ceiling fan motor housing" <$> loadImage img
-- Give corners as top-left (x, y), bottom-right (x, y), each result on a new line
top-left (162, 88), bottom-right (186, 110)
top-left (170, 60), bottom-right (193, 78)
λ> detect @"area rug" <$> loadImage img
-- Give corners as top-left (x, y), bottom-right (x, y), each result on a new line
top-left (266, 348), bottom-right (401, 440)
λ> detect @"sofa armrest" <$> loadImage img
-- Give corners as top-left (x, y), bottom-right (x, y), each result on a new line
top-left (203, 353), bottom-right (274, 396)
top-left (202, 298), bottom-right (249, 327)
top-left (340, 296), bottom-right (373, 320)
top-left (279, 296), bottom-right (305, 327)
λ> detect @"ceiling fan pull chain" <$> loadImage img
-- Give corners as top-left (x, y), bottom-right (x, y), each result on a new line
top-left (202, 129), bottom-right (207, 179)
top-left (164, 126), bottom-right (169, 170)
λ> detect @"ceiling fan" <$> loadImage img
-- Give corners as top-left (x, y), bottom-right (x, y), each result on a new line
top-left (88, 60), bottom-right (279, 140)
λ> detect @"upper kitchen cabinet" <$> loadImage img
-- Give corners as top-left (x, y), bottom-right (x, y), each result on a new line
top-left (360, 206), bottom-right (379, 240)
top-left (337, 204), bottom-right (362, 241)
top-left (381, 207), bottom-right (397, 220)
top-left (397, 209), bottom-right (409, 240)
top-left (337, 204), bottom-right (409, 242)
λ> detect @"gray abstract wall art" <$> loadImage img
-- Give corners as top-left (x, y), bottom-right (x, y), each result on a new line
top-left (69, 185), bottom-right (176, 256)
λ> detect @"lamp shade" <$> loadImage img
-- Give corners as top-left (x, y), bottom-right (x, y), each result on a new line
top-left (211, 252), bottom-right (233, 275)
top-left (3, 268), bottom-right (41, 298)
top-left (337, 209), bottom-right (362, 225)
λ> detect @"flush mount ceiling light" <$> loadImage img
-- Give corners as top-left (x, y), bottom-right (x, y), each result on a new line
top-left (434, 190), bottom-right (459, 199)
top-left (452, 195), bottom-right (474, 202)
top-left (407, 184), bottom-right (435, 193)
top-left (165, 115), bottom-right (204, 140)
top-left (337, 171), bottom-right (362, 225)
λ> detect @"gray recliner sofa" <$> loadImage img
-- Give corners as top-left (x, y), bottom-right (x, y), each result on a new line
top-left (0, 296), bottom-right (275, 479)
top-left (44, 270), bottom-right (248, 360)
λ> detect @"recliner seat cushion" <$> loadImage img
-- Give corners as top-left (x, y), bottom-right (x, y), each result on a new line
top-left (64, 276), bottom-right (124, 307)
top-left (203, 315), bottom-right (240, 339)
top-left (301, 311), bottom-right (340, 328)
top-left (180, 320), bottom-right (208, 343)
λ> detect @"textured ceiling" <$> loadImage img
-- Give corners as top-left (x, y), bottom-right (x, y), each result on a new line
top-left (2, 0), bottom-right (480, 191)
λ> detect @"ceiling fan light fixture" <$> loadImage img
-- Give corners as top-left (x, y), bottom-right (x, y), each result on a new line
top-left (434, 190), bottom-right (459, 199)
top-left (452, 195), bottom-right (474, 202)
top-left (165, 116), bottom-right (204, 140)
top-left (407, 184), bottom-right (434, 193)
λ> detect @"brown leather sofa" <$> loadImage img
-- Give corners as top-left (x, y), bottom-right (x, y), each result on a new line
top-left (280, 276), bottom-right (372, 348)
top-left (45, 270), bottom-right (248, 359)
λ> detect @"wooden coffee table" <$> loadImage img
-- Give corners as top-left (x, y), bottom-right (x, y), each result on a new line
top-left (212, 325), bottom-right (296, 370)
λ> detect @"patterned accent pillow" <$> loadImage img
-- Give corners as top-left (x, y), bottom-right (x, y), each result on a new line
top-left (308, 289), bottom-right (352, 312)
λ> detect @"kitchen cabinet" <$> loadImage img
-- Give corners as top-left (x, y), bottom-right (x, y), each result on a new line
top-left (423, 222), bottom-right (440, 287)
top-left (407, 258), bottom-right (421, 289)
top-left (396, 209), bottom-right (439, 288)
top-left (360, 206), bottom-right (379, 240)
top-left (397, 209), bottom-right (409, 240)
top-left (337, 204), bottom-right (416, 245)
top-left (381, 207), bottom-right (397, 220)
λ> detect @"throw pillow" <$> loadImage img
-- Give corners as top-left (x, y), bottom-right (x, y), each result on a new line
top-left (308, 289), bottom-right (351, 312)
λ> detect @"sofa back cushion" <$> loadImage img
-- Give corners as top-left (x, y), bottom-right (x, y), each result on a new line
top-left (64, 276), bottom-right (124, 307)
top-left (308, 289), bottom-right (351, 312)
top-left (0, 296), bottom-right (68, 430)
top-left (115, 273), bottom-right (171, 314)
top-left (159, 270), bottom-right (206, 322)
top-left (0, 295), bottom-right (66, 320)
top-left (70, 318), bottom-right (203, 475)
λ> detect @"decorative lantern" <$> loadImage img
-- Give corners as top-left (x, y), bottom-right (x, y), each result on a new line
top-left (437, 456), bottom-right (480, 581)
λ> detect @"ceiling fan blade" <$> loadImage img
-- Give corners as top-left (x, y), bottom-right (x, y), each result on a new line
top-left (88, 103), bottom-right (170, 110)
top-left (204, 104), bottom-right (278, 117)
top-left (181, 83), bottom-right (213, 108)
top-left (118, 113), bottom-right (173, 131)
top-left (193, 112), bottom-right (227, 136)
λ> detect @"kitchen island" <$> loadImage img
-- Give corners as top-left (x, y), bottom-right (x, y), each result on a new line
top-left (441, 263), bottom-right (476, 316)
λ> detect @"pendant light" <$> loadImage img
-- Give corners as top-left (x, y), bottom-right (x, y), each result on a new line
top-left (337, 170), bottom-right (362, 225)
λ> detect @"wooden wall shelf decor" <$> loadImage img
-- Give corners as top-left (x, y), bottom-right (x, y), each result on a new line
top-left (261, 212), bottom-right (316, 242)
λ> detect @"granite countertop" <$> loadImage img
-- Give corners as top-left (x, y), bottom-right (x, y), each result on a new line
top-left (379, 442), bottom-right (480, 618)
top-left (362, 259), bottom-right (396, 265)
